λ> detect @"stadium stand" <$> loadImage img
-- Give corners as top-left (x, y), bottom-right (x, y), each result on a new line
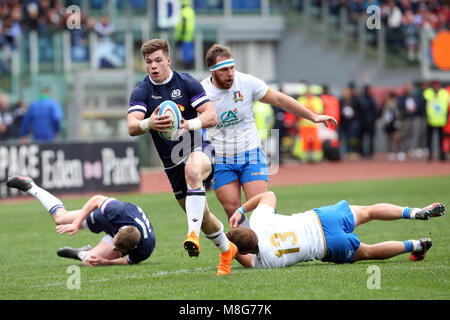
top-left (0, 0), bottom-right (449, 165)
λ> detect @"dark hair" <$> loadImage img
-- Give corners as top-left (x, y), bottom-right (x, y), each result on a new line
top-left (226, 227), bottom-right (259, 254)
top-left (141, 39), bottom-right (170, 58)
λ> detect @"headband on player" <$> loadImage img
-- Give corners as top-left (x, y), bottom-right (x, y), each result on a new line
top-left (209, 59), bottom-right (235, 71)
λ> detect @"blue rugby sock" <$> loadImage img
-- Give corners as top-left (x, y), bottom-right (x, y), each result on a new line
top-left (403, 240), bottom-right (413, 252)
top-left (402, 207), bottom-right (417, 219)
top-left (403, 240), bottom-right (422, 252)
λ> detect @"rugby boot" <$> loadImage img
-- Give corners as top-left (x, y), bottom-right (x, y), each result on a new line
top-left (216, 241), bottom-right (238, 276)
top-left (57, 245), bottom-right (93, 261)
top-left (183, 231), bottom-right (200, 257)
top-left (6, 175), bottom-right (33, 192)
top-left (415, 203), bottom-right (445, 220)
top-left (410, 238), bottom-right (432, 261)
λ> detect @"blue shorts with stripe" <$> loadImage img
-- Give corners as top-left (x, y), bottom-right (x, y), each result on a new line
top-left (213, 147), bottom-right (268, 190)
top-left (314, 200), bottom-right (361, 263)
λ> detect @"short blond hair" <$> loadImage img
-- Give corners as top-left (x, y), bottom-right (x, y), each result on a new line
top-left (205, 44), bottom-right (232, 68)
top-left (141, 39), bottom-right (170, 58)
top-left (113, 226), bottom-right (141, 252)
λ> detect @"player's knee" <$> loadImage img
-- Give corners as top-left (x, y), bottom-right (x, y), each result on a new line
top-left (184, 164), bottom-right (201, 181)
top-left (52, 213), bottom-right (66, 225)
top-left (223, 200), bottom-right (242, 217)
top-left (354, 243), bottom-right (371, 261)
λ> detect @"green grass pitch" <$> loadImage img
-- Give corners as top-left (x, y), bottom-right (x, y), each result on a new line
top-left (0, 176), bottom-right (449, 300)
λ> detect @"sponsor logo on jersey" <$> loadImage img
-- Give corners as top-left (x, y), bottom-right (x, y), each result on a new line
top-left (177, 104), bottom-right (185, 112)
top-left (221, 108), bottom-right (238, 123)
top-left (218, 108), bottom-right (244, 128)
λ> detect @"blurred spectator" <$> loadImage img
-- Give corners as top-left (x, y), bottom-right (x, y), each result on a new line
top-left (320, 84), bottom-right (341, 161)
top-left (22, 1), bottom-right (39, 31)
top-left (397, 82), bottom-right (424, 158)
top-left (9, 99), bottom-right (27, 140)
top-left (358, 85), bottom-right (379, 158)
top-left (94, 14), bottom-right (115, 40)
top-left (92, 14), bottom-right (123, 68)
top-left (443, 84), bottom-right (450, 156)
top-left (271, 86), bottom-right (288, 163)
top-left (0, 93), bottom-right (13, 140)
top-left (321, 84), bottom-right (341, 124)
top-left (0, 23), bottom-right (12, 74)
top-left (70, 13), bottom-right (96, 63)
top-left (423, 80), bottom-right (449, 161)
top-left (339, 84), bottom-right (361, 158)
top-left (415, 81), bottom-right (429, 157)
top-left (3, 2), bottom-right (22, 49)
top-left (253, 100), bottom-right (275, 157)
top-left (402, 10), bottom-right (420, 62)
top-left (20, 87), bottom-right (63, 143)
top-left (382, 0), bottom-right (404, 51)
top-left (294, 86), bottom-right (324, 163)
top-left (382, 90), bottom-right (403, 161)
top-left (174, 0), bottom-right (196, 69)
top-left (0, 1), bottom-right (22, 74)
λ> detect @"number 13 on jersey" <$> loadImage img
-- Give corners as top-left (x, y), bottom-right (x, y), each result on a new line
top-left (270, 232), bottom-right (300, 258)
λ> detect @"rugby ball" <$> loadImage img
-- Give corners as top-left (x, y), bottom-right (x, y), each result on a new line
top-left (157, 100), bottom-right (182, 141)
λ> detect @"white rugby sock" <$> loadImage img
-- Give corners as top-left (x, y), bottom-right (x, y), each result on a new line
top-left (28, 184), bottom-right (64, 214)
top-left (185, 187), bottom-right (206, 237)
top-left (77, 251), bottom-right (88, 261)
top-left (205, 222), bottom-right (230, 253)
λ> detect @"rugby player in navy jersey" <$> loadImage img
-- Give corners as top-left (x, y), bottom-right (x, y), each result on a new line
top-left (6, 175), bottom-right (155, 266)
top-left (127, 39), bottom-right (236, 275)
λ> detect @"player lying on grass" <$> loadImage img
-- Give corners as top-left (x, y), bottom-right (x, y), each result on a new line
top-left (221, 191), bottom-right (445, 269)
top-left (7, 175), bottom-right (156, 267)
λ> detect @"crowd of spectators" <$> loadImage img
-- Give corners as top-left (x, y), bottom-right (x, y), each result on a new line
top-left (0, 0), bottom-right (128, 73)
top-left (1, 76), bottom-right (449, 162)
top-left (327, 0), bottom-right (450, 62)
top-left (2, 0), bottom-right (449, 72)
top-left (272, 79), bottom-right (449, 163)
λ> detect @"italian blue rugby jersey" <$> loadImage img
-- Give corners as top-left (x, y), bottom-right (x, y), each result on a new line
top-left (86, 198), bottom-right (156, 264)
top-left (128, 71), bottom-right (211, 168)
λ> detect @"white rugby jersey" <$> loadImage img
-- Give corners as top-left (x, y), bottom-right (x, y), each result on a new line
top-left (201, 71), bottom-right (269, 155)
top-left (250, 204), bottom-right (326, 269)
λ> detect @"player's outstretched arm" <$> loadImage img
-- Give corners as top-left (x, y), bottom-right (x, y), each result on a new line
top-left (56, 195), bottom-right (108, 236)
top-left (84, 255), bottom-right (129, 266)
top-left (260, 89), bottom-right (337, 127)
top-left (230, 191), bottom-right (277, 228)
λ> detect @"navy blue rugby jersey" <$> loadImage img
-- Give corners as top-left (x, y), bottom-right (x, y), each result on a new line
top-left (87, 198), bottom-right (156, 264)
top-left (128, 71), bottom-right (211, 168)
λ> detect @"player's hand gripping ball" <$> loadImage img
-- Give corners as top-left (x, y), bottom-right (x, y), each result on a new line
top-left (157, 100), bottom-right (182, 141)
